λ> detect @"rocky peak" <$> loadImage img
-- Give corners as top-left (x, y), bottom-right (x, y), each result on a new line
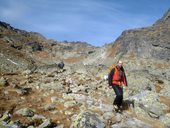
top-left (0, 21), bottom-right (12, 29)
top-left (155, 9), bottom-right (170, 25)
top-left (107, 9), bottom-right (170, 61)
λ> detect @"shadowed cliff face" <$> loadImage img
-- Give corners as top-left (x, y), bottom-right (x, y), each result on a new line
top-left (107, 9), bottom-right (170, 61)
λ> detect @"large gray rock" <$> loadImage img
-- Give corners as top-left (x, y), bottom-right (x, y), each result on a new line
top-left (159, 113), bottom-right (170, 127)
top-left (37, 119), bottom-right (51, 128)
top-left (148, 104), bottom-right (164, 118)
top-left (0, 112), bottom-right (11, 122)
top-left (103, 112), bottom-right (115, 120)
top-left (109, 21), bottom-right (170, 61)
top-left (72, 111), bottom-right (105, 128)
top-left (0, 122), bottom-right (9, 128)
top-left (111, 118), bottom-right (153, 128)
top-left (15, 108), bottom-right (34, 117)
top-left (127, 90), bottom-right (168, 119)
top-left (64, 101), bottom-right (77, 108)
top-left (44, 104), bottom-right (56, 111)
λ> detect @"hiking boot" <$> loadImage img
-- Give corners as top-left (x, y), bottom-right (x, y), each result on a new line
top-left (113, 105), bottom-right (119, 112)
top-left (113, 105), bottom-right (123, 113)
top-left (117, 108), bottom-right (123, 114)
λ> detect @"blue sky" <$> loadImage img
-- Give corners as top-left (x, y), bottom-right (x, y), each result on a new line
top-left (0, 0), bottom-right (170, 46)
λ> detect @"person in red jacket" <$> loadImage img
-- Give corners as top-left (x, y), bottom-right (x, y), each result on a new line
top-left (108, 60), bottom-right (128, 112)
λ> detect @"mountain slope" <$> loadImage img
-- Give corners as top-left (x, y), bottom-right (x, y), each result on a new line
top-left (0, 39), bottom-right (35, 72)
top-left (0, 21), bottom-right (97, 72)
top-left (107, 9), bottom-right (170, 61)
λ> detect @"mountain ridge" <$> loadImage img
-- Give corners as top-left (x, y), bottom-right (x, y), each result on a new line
top-left (106, 9), bottom-right (170, 62)
top-left (0, 21), bottom-right (97, 72)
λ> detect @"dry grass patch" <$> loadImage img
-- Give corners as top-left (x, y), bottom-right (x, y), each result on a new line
top-left (160, 96), bottom-right (170, 114)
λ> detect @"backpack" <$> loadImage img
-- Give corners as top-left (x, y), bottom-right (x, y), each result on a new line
top-left (108, 64), bottom-right (115, 74)
top-left (108, 64), bottom-right (115, 86)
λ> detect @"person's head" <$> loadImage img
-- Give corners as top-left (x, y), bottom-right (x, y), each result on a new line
top-left (118, 60), bottom-right (123, 67)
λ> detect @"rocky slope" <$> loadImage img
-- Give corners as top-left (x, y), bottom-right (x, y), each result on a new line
top-left (83, 9), bottom-right (170, 68)
top-left (0, 21), bottom-right (97, 72)
top-left (107, 9), bottom-right (170, 61)
top-left (0, 9), bottom-right (170, 128)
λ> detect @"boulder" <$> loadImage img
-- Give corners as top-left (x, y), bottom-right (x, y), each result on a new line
top-left (58, 61), bottom-right (65, 69)
top-left (159, 113), bottom-right (170, 127)
top-left (37, 119), bottom-right (51, 128)
top-left (64, 101), bottom-right (77, 108)
top-left (0, 112), bottom-right (11, 122)
top-left (148, 104), bottom-right (164, 118)
top-left (72, 111), bottom-right (105, 128)
top-left (51, 96), bottom-right (59, 103)
top-left (111, 118), bottom-right (153, 128)
top-left (44, 104), bottom-right (56, 111)
top-left (0, 77), bottom-right (7, 87)
top-left (15, 108), bottom-right (34, 117)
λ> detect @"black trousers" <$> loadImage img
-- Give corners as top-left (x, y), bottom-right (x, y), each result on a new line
top-left (112, 84), bottom-right (123, 107)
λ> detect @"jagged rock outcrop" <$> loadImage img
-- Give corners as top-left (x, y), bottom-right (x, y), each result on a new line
top-left (107, 9), bottom-right (170, 61)
top-left (72, 111), bottom-right (105, 128)
top-left (155, 9), bottom-right (170, 24)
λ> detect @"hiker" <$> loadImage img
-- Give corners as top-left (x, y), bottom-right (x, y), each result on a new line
top-left (108, 60), bottom-right (128, 112)
top-left (58, 61), bottom-right (64, 69)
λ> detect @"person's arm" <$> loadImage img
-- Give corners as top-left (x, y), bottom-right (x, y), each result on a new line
top-left (108, 68), bottom-right (115, 87)
top-left (121, 66), bottom-right (128, 87)
top-left (123, 73), bottom-right (128, 87)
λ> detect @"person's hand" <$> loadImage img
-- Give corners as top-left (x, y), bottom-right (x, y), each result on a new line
top-left (109, 86), bottom-right (112, 89)
top-left (124, 86), bottom-right (129, 94)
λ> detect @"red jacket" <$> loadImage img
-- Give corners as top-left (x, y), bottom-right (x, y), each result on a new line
top-left (108, 66), bottom-right (128, 87)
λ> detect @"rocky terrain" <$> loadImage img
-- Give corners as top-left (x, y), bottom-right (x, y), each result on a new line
top-left (0, 9), bottom-right (170, 128)
top-left (0, 21), bottom-right (96, 72)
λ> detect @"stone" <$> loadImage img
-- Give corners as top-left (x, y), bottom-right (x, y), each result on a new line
top-left (0, 122), bottom-right (8, 128)
top-left (22, 70), bottom-right (32, 75)
top-left (32, 114), bottom-right (46, 120)
top-left (98, 103), bottom-right (113, 113)
top-left (103, 112), bottom-right (115, 120)
top-left (51, 96), bottom-right (59, 103)
top-left (58, 61), bottom-right (64, 69)
top-left (114, 113), bottom-right (123, 123)
top-left (37, 119), bottom-right (51, 128)
top-left (72, 111), bottom-right (105, 128)
top-left (15, 108), bottom-right (34, 117)
top-left (69, 94), bottom-right (86, 103)
top-left (9, 123), bottom-right (23, 128)
top-left (0, 77), bottom-right (7, 87)
top-left (65, 111), bottom-right (73, 116)
top-left (27, 126), bottom-right (35, 128)
top-left (15, 88), bottom-right (29, 95)
top-left (148, 105), bottom-right (164, 118)
top-left (0, 112), bottom-right (11, 122)
top-left (62, 94), bottom-right (74, 100)
top-left (54, 124), bottom-right (64, 128)
top-left (159, 113), bottom-right (170, 126)
top-left (64, 101), bottom-right (77, 108)
top-left (111, 118), bottom-right (153, 128)
top-left (44, 104), bottom-right (56, 111)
